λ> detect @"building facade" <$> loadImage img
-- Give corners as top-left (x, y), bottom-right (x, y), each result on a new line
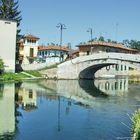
top-left (77, 41), bottom-right (138, 56)
top-left (77, 41), bottom-right (139, 78)
top-left (0, 19), bottom-right (17, 72)
top-left (18, 34), bottom-right (39, 64)
top-left (38, 45), bottom-right (69, 63)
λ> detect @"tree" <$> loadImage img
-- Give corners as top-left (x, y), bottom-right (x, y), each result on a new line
top-left (0, 0), bottom-right (22, 64)
top-left (98, 36), bottom-right (105, 41)
top-left (0, 58), bottom-right (4, 74)
top-left (0, 0), bottom-right (22, 29)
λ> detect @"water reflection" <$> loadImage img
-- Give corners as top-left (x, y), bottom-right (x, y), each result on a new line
top-left (17, 86), bottom-right (37, 112)
top-left (0, 83), bottom-right (15, 139)
top-left (94, 78), bottom-right (128, 95)
top-left (0, 79), bottom-right (139, 140)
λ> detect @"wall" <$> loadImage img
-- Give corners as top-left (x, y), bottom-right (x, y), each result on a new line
top-left (0, 19), bottom-right (17, 72)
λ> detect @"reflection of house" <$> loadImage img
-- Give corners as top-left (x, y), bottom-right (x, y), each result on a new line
top-left (94, 78), bottom-right (128, 95)
top-left (0, 19), bottom-right (17, 72)
top-left (77, 41), bottom-right (139, 77)
top-left (18, 34), bottom-right (40, 64)
top-left (38, 45), bottom-right (69, 63)
top-left (18, 88), bottom-right (37, 112)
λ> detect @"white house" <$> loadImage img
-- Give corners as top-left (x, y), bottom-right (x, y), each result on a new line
top-left (38, 45), bottom-right (69, 64)
top-left (0, 19), bottom-right (17, 72)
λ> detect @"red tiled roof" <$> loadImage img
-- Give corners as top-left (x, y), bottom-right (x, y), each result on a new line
top-left (70, 49), bottom-right (79, 54)
top-left (24, 34), bottom-right (40, 39)
top-left (77, 41), bottom-right (138, 52)
top-left (38, 45), bottom-right (69, 52)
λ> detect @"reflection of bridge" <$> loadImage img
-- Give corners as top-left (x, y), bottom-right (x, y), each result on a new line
top-left (57, 53), bottom-right (140, 79)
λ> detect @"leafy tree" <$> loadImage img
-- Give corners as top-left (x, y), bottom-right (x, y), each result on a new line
top-left (0, 0), bottom-right (22, 29)
top-left (98, 36), bottom-right (105, 41)
top-left (0, 58), bottom-right (4, 74)
top-left (0, 0), bottom-right (22, 63)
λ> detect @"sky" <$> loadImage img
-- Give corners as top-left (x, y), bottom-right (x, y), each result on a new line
top-left (18, 0), bottom-right (140, 48)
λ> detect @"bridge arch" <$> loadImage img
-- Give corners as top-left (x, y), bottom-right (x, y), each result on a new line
top-left (57, 53), bottom-right (140, 79)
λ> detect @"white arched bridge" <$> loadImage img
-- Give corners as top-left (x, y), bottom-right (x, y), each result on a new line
top-left (57, 53), bottom-right (140, 79)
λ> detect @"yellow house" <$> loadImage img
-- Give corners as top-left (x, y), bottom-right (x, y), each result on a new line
top-left (18, 34), bottom-right (40, 64)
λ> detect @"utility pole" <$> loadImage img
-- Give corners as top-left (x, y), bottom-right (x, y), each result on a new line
top-left (87, 28), bottom-right (93, 42)
top-left (56, 23), bottom-right (66, 46)
top-left (115, 23), bottom-right (119, 42)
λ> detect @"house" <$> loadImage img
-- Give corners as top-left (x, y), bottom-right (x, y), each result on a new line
top-left (70, 49), bottom-right (79, 59)
top-left (0, 19), bottom-right (17, 72)
top-left (38, 45), bottom-right (69, 63)
top-left (77, 41), bottom-right (139, 78)
top-left (77, 41), bottom-right (138, 56)
top-left (18, 34), bottom-right (40, 64)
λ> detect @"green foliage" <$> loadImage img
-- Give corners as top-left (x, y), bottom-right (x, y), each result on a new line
top-left (0, 0), bottom-right (22, 27)
top-left (132, 109), bottom-right (140, 140)
top-left (0, 72), bottom-right (30, 81)
top-left (0, 58), bottom-right (4, 69)
top-left (0, 0), bottom-right (22, 63)
top-left (98, 36), bottom-right (105, 41)
top-left (0, 58), bottom-right (4, 75)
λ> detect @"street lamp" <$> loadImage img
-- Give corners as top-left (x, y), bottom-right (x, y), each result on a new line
top-left (87, 28), bottom-right (93, 42)
top-left (56, 23), bottom-right (66, 46)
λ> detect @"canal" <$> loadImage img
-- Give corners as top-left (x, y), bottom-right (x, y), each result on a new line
top-left (0, 78), bottom-right (140, 140)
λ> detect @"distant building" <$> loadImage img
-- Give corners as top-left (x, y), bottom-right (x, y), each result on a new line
top-left (18, 34), bottom-right (40, 64)
top-left (77, 41), bottom-right (138, 56)
top-left (77, 41), bottom-right (139, 78)
top-left (0, 19), bottom-right (17, 72)
top-left (38, 45), bottom-right (69, 63)
top-left (70, 49), bottom-right (79, 59)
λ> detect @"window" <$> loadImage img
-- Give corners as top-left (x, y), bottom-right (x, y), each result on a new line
top-left (30, 48), bottom-right (34, 57)
top-left (29, 89), bottom-right (33, 98)
top-left (87, 51), bottom-right (90, 55)
top-left (105, 82), bottom-right (109, 90)
top-left (121, 65), bottom-right (123, 71)
top-left (124, 66), bottom-right (127, 70)
top-left (106, 66), bottom-right (110, 71)
top-left (116, 64), bottom-right (119, 71)
top-left (115, 82), bottom-right (118, 90)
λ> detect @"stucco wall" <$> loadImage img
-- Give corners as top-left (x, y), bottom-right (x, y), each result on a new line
top-left (0, 19), bottom-right (17, 72)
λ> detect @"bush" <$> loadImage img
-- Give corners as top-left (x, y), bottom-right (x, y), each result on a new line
top-left (0, 58), bottom-right (4, 74)
top-left (132, 109), bottom-right (140, 140)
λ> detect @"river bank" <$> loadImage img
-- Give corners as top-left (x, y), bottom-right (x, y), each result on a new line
top-left (132, 109), bottom-right (140, 140)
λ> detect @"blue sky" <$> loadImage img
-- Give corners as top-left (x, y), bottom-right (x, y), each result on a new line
top-left (19, 0), bottom-right (140, 48)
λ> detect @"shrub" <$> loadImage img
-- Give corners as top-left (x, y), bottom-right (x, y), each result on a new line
top-left (132, 109), bottom-right (140, 140)
top-left (0, 58), bottom-right (4, 74)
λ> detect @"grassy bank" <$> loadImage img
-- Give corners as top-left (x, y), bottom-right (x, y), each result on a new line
top-left (0, 70), bottom-right (42, 81)
top-left (132, 109), bottom-right (140, 140)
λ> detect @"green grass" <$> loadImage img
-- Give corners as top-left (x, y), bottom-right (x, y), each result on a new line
top-left (132, 109), bottom-right (140, 140)
top-left (24, 70), bottom-right (42, 77)
top-left (0, 72), bottom-right (30, 81)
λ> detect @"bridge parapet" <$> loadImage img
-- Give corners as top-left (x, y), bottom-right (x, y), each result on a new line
top-left (57, 53), bottom-right (140, 79)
